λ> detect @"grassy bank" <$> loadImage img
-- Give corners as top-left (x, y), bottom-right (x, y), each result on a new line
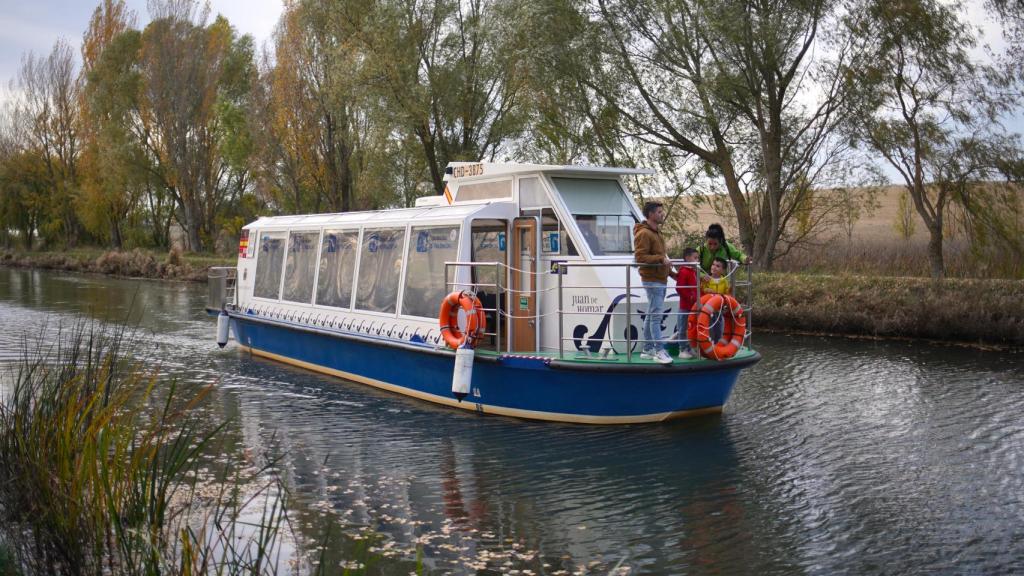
top-left (752, 272), bottom-right (1024, 347)
top-left (0, 248), bottom-right (234, 282)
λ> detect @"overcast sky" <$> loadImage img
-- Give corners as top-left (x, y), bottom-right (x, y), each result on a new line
top-left (1, 0), bottom-right (1017, 178)
top-left (1, 1), bottom-right (1012, 94)
top-left (0, 0), bottom-right (283, 96)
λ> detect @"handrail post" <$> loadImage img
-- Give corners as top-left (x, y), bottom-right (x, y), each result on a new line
top-left (746, 262), bottom-right (753, 349)
top-left (696, 261), bottom-right (702, 306)
top-left (509, 262), bottom-right (515, 354)
top-left (625, 264), bottom-right (632, 363)
top-left (693, 262), bottom-right (701, 351)
top-left (495, 263), bottom-right (502, 354)
top-left (558, 263), bottom-right (564, 360)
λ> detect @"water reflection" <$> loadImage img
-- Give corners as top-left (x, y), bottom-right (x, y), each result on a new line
top-left (2, 267), bottom-right (1024, 574)
top-left (207, 352), bottom-right (765, 573)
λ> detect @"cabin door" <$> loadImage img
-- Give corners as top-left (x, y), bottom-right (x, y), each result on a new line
top-left (511, 217), bottom-right (537, 351)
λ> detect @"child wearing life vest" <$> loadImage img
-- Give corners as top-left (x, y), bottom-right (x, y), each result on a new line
top-left (702, 257), bottom-right (731, 295)
top-left (674, 247), bottom-right (700, 359)
top-left (701, 257), bottom-right (732, 343)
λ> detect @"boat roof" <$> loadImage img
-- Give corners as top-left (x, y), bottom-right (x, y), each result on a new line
top-left (243, 203), bottom-right (498, 230)
top-left (244, 162), bottom-right (653, 230)
top-left (444, 162), bottom-right (654, 182)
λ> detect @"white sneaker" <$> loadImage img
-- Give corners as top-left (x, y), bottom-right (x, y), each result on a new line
top-left (678, 349), bottom-right (695, 360)
top-left (654, 350), bottom-right (673, 365)
top-left (640, 350), bottom-right (655, 360)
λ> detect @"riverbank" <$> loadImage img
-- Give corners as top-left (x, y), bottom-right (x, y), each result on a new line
top-left (2, 249), bottom-right (1021, 347)
top-left (754, 272), bottom-right (1024, 348)
top-left (0, 248), bottom-right (233, 282)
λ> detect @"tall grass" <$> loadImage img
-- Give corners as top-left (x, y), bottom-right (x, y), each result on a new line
top-left (0, 322), bottom-right (293, 575)
top-left (771, 237), bottom-right (1024, 279)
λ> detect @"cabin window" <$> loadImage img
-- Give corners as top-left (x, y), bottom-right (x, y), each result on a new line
top-left (551, 177), bottom-right (636, 255)
top-left (471, 221), bottom-right (506, 273)
top-left (471, 220), bottom-right (507, 349)
top-left (456, 179), bottom-right (512, 202)
top-left (539, 208), bottom-right (575, 256)
top-left (315, 230), bottom-right (359, 308)
top-left (401, 225), bottom-right (460, 318)
top-left (281, 231), bottom-right (320, 303)
top-left (355, 227), bottom-right (406, 314)
top-left (254, 232), bottom-right (287, 299)
top-left (519, 177), bottom-right (549, 209)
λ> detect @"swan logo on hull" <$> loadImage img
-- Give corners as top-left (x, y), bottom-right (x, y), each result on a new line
top-left (572, 292), bottom-right (680, 353)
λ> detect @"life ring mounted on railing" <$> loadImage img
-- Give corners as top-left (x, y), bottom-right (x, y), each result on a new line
top-left (686, 293), bottom-right (747, 361)
top-left (438, 291), bottom-right (487, 349)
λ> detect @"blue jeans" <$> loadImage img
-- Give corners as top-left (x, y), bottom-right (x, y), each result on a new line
top-left (642, 282), bottom-right (666, 353)
top-left (678, 317), bottom-right (695, 355)
top-left (710, 311), bottom-right (724, 343)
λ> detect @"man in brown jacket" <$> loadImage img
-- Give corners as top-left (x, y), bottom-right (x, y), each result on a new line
top-left (634, 201), bottom-right (673, 364)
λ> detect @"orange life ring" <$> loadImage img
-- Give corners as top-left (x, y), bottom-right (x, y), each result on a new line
top-left (438, 291), bottom-right (487, 349)
top-left (686, 293), bottom-right (747, 361)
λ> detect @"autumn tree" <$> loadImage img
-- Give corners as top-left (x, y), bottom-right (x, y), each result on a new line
top-left (136, 0), bottom-right (255, 251)
top-left (10, 40), bottom-right (84, 247)
top-left (0, 146), bottom-right (50, 249)
top-left (78, 0), bottom-right (140, 248)
top-left (253, 0), bottom-right (370, 214)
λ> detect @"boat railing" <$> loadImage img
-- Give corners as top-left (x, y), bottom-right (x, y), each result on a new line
top-left (208, 267), bottom-right (237, 311)
top-left (444, 259), bottom-right (753, 360)
top-left (555, 260), bottom-right (753, 361)
top-left (445, 260), bottom-right (569, 353)
top-left (444, 261), bottom-right (504, 353)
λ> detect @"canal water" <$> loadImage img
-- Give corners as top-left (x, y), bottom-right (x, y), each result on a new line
top-left (1, 267), bottom-right (1023, 575)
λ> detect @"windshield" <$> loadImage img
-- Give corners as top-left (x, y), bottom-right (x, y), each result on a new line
top-left (551, 177), bottom-right (636, 255)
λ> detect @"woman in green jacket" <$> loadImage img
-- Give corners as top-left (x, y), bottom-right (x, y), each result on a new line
top-left (699, 223), bottom-right (750, 273)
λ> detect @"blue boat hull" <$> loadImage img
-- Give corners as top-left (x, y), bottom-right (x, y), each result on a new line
top-left (229, 313), bottom-right (759, 424)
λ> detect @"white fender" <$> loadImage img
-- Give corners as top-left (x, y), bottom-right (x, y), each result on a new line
top-left (451, 346), bottom-right (474, 401)
top-left (216, 311), bottom-right (230, 348)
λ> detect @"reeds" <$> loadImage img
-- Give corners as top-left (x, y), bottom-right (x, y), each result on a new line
top-left (0, 322), bottom-right (293, 575)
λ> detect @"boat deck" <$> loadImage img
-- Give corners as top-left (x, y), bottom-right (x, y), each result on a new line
top-left (479, 347), bottom-right (759, 366)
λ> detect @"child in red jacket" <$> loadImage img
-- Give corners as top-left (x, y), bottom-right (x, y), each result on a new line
top-left (674, 247), bottom-right (700, 359)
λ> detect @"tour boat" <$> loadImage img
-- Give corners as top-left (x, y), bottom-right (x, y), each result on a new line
top-left (208, 162), bottom-right (760, 424)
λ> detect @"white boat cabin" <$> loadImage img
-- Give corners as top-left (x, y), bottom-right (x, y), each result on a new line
top-left (235, 162), bottom-right (673, 354)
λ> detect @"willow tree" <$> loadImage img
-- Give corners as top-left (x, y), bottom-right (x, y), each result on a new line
top-left (535, 0), bottom-right (874, 268)
top-left (988, 0), bottom-right (1024, 84)
top-left (845, 0), bottom-right (1022, 278)
top-left (357, 0), bottom-right (532, 195)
